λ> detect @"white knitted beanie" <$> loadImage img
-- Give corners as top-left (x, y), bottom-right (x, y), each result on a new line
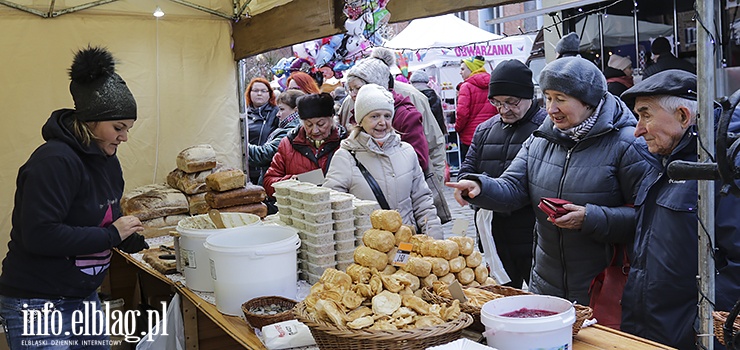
top-left (354, 84), bottom-right (395, 125)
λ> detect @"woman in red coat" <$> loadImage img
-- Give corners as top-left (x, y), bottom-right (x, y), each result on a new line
top-left (456, 56), bottom-right (497, 158)
top-left (263, 93), bottom-right (347, 197)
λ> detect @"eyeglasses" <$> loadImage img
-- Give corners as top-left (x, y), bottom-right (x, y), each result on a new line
top-left (489, 97), bottom-right (522, 110)
top-left (251, 89), bottom-right (270, 94)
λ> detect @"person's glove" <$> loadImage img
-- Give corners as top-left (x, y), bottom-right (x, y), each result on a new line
top-left (117, 232), bottom-right (149, 253)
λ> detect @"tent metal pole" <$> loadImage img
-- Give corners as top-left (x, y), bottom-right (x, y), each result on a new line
top-left (632, 0), bottom-right (641, 75)
top-left (52, 0), bottom-right (117, 17)
top-left (598, 11), bottom-right (605, 71)
top-left (696, 0), bottom-right (716, 348)
top-left (0, 0), bottom-right (48, 17)
top-left (237, 60), bottom-right (249, 174)
top-left (673, 0), bottom-right (679, 55)
top-left (167, 0), bottom-right (233, 20)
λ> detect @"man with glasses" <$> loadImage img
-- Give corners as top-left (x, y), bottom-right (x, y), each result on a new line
top-left (457, 59), bottom-right (546, 288)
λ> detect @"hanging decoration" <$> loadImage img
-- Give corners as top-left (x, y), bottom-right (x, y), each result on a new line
top-left (272, 0), bottom-right (392, 85)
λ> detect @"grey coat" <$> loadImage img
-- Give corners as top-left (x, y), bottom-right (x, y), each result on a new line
top-left (463, 93), bottom-right (650, 304)
top-left (324, 130), bottom-right (443, 238)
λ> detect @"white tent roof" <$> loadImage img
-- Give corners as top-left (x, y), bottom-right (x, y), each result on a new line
top-left (384, 14), bottom-right (534, 71)
top-left (575, 14), bottom-right (673, 50)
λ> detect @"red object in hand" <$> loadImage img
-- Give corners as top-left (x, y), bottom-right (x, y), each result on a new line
top-left (538, 197), bottom-right (571, 220)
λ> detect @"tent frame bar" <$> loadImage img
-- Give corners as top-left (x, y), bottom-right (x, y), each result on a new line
top-left (0, 0), bottom-right (117, 18)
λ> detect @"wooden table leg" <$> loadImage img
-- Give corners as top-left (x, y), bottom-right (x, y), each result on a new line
top-left (181, 294), bottom-right (199, 350)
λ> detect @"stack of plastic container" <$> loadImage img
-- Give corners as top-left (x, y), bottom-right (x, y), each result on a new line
top-left (330, 191), bottom-right (356, 270)
top-left (292, 185), bottom-right (336, 284)
top-left (353, 199), bottom-right (380, 246)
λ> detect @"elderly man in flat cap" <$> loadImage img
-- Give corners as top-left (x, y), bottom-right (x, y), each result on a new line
top-left (620, 69), bottom-right (740, 349)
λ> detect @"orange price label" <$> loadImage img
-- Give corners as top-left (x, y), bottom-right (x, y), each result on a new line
top-left (392, 242), bottom-right (413, 267)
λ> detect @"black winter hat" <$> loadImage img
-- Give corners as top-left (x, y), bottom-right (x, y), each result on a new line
top-left (297, 92), bottom-right (335, 120)
top-left (488, 59), bottom-right (534, 99)
top-left (69, 46), bottom-right (137, 122)
top-left (651, 37), bottom-right (672, 55)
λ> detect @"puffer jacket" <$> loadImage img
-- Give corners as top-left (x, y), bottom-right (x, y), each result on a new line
top-left (622, 126), bottom-right (740, 349)
top-left (462, 93), bottom-right (650, 305)
top-left (247, 103), bottom-right (279, 184)
top-left (324, 131), bottom-right (443, 239)
top-left (456, 72), bottom-right (497, 146)
top-left (248, 112), bottom-right (300, 186)
top-left (262, 124), bottom-right (347, 197)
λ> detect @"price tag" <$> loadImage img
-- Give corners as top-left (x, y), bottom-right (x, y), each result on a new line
top-left (392, 242), bottom-right (413, 267)
top-left (451, 218), bottom-right (469, 236)
top-left (448, 280), bottom-right (468, 303)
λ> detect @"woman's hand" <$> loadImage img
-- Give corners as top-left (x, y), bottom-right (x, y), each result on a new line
top-left (445, 180), bottom-right (481, 206)
top-left (549, 204), bottom-right (586, 230)
top-left (112, 215), bottom-right (144, 241)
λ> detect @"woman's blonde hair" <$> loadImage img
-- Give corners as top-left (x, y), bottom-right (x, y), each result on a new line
top-left (71, 118), bottom-right (98, 146)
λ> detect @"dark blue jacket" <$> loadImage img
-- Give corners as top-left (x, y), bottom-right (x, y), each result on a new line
top-left (0, 109), bottom-right (125, 298)
top-left (622, 123), bottom-right (740, 349)
top-left (462, 93), bottom-right (651, 305)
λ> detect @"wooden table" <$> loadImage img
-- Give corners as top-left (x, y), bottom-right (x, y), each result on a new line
top-left (106, 250), bottom-right (674, 350)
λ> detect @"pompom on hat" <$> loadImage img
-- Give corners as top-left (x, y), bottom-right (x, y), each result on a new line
top-left (354, 84), bottom-right (394, 125)
top-left (488, 59), bottom-right (534, 99)
top-left (539, 57), bottom-right (606, 107)
top-left (297, 92), bottom-right (335, 120)
top-left (345, 47), bottom-right (395, 89)
top-left (608, 54), bottom-right (632, 71)
top-left (555, 33), bottom-right (580, 58)
top-left (69, 46), bottom-right (137, 122)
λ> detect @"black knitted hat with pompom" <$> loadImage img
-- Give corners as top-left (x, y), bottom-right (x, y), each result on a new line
top-left (69, 46), bottom-right (137, 121)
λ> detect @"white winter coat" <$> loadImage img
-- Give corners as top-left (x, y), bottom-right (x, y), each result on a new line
top-left (323, 130), bottom-right (443, 238)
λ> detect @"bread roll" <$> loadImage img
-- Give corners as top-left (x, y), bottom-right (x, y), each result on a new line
top-left (347, 264), bottom-right (372, 284)
top-left (410, 234), bottom-right (434, 254)
top-left (439, 273), bottom-right (457, 285)
top-left (426, 257), bottom-right (450, 277)
top-left (187, 193), bottom-right (209, 215)
top-left (474, 264), bottom-right (489, 284)
top-left (456, 267), bottom-right (475, 285)
top-left (448, 236), bottom-right (475, 256)
top-left (466, 250), bottom-right (483, 268)
top-left (394, 225), bottom-right (413, 245)
top-left (393, 270), bottom-right (420, 291)
top-left (421, 274), bottom-right (438, 288)
top-left (121, 184), bottom-right (189, 221)
top-left (176, 144), bottom-right (217, 173)
top-left (219, 202), bottom-right (268, 218)
top-left (205, 169), bottom-right (245, 192)
top-left (362, 229), bottom-right (395, 253)
top-left (354, 246), bottom-right (388, 271)
top-left (401, 257), bottom-right (431, 278)
top-left (370, 209), bottom-right (403, 232)
top-left (448, 256), bottom-right (466, 273)
top-left (204, 183), bottom-right (266, 208)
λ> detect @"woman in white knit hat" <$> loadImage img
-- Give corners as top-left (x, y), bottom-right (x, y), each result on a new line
top-left (604, 54), bottom-right (634, 97)
top-left (324, 84), bottom-right (443, 238)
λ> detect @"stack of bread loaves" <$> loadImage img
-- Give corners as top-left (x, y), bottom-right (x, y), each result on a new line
top-left (121, 183), bottom-right (190, 238)
top-left (167, 144), bottom-right (222, 216)
top-left (204, 170), bottom-right (268, 218)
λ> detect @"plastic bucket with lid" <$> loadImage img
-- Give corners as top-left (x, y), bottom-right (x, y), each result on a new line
top-left (204, 225), bottom-right (301, 316)
top-left (175, 213), bottom-right (261, 292)
top-left (481, 294), bottom-right (575, 350)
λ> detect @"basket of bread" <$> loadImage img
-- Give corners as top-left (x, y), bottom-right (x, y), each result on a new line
top-left (713, 310), bottom-right (740, 346)
top-left (423, 282), bottom-right (593, 335)
top-left (292, 209), bottom-right (476, 349)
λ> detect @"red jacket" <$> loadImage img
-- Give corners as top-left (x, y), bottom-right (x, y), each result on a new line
top-left (263, 125), bottom-right (347, 197)
top-left (392, 91), bottom-right (430, 173)
top-left (456, 72), bottom-right (497, 146)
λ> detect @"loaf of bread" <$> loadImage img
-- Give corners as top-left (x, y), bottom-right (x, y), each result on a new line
top-left (121, 184), bottom-right (189, 221)
top-left (142, 214), bottom-right (190, 229)
top-left (187, 193), bottom-right (209, 215)
top-left (176, 144), bottom-right (217, 173)
top-left (166, 166), bottom-right (214, 195)
top-left (205, 169), bottom-right (245, 192)
top-left (218, 202), bottom-right (268, 218)
top-left (204, 183), bottom-right (266, 209)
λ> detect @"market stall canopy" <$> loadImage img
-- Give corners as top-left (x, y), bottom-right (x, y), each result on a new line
top-left (383, 14), bottom-right (534, 71)
top-left (575, 14), bottom-right (673, 50)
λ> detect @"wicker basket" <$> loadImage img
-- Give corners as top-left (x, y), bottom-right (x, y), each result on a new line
top-left (293, 301), bottom-right (473, 349)
top-left (713, 310), bottom-right (740, 346)
top-left (241, 296), bottom-right (297, 329)
top-left (422, 285), bottom-right (592, 336)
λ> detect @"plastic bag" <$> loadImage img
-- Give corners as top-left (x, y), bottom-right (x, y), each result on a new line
top-left (475, 209), bottom-right (511, 285)
top-left (136, 294), bottom-right (185, 350)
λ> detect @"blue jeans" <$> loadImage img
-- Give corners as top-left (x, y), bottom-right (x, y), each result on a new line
top-left (0, 292), bottom-right (110, 350)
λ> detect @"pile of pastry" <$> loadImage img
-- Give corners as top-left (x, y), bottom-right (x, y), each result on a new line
top-left (302, 209), bottom-right (495, 330)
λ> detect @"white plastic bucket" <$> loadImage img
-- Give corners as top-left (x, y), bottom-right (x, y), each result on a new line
top-left (481, 294), bottom-right (575, 350)
top-left (175, 213), bottom-right (261, 292)
top-left (204, 225), bottom-right (301, 316)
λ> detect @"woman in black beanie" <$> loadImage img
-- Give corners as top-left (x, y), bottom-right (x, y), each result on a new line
top-left (0, 46), bottom-right (147, 349)
top-left (449, 57), bottom-right (650, 308)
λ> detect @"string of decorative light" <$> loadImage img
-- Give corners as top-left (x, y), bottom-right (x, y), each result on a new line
top-left (379, 0), bottom-right (628, 52)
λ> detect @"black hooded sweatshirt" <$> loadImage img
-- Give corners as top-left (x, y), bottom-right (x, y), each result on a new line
top-left (0, 109), bottom-right (124, 298)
